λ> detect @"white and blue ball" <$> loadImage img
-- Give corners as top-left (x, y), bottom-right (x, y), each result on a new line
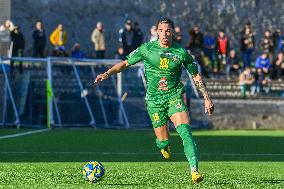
top-left (82, 161), bottom-right (105, 182)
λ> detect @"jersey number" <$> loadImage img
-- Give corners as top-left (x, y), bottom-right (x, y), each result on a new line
top-left (153, 113), bottom-right (160, 122)
top-left (159, 58), bottom-right (169, 69)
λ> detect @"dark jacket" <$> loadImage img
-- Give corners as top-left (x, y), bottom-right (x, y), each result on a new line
top-left (121, 29), bottom-right (134, 48)
top-left (11, 29), bottom-right (25, 49)
top-left (260, 37), bottom-right (274, 53)
top-left (33, 29), bottom-right (46, 49)
top-left (133, 28), bottom-right (143, 49)
top-left (114, 53), bottom-right (126, 60)
top-left (240, 33), bottom-right (254, 52)
top-left (188, 32), bottom-right (204, 50)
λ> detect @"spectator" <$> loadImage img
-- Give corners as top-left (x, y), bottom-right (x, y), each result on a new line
top-left (260, 30), bottom-right (274, 61)
top-left (255, 51), bottom-right (271, 76)
top-left (0, 20), bottom-right (14, 35)
top-left (71, 43), bottom-right (86, 59)
top-left (239, 67), bottom-right (255, 99)
top-left (11, 25), bottom-right (25, 74)
top-left (244, 21), bottom-right (253, 32)
top-left (91, 21), bottom-right (106, 59)
top-left (272, 52), bottom-right (284, 81)
top-left (50, 24), bottom-right (67, 55)
top-left (174, 26), bottom-right (182, 44)
top-left (272, 29), bottom-right (284, 54)
top-left (187, 27), bottom-right (209, 77)
top-left (253, 68), bottom-right (270, 95)
top-left (253, 51), bottom-right (273, 95)
top-left (145, 25), bottom-right (158, 42)
top-left (216, 30), bottom-right (229, 73)
top-left (51, 48), bottom-right (68, 57)
top-left (120, 19), bottom-right (134, 56)
top-left (0, 20), bottom-right (14, 38)
top-left (114, 46), bottom-right (126, 60)
top-left (203, 31), bottom-right (216, 72)
top-left (240, 26), bottom-right (255, 69)
top-left (187, 26), bottom-right (204, 50)
top-left (226, 49), bottom-right (240, 79)
top-left (133, 22), bottom-right (143, 49)
top-left (32, 21), bottom-right (46, 57)
top-left (0, 20), bottom-right (14, 56)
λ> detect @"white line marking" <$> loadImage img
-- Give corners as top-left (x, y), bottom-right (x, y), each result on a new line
top-left (0, 129), bottom-right (50, 140)
top-left (0, 151), bottom-right (283, 157)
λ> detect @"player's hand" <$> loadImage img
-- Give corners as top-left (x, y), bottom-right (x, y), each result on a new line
top-left (204, 98), bottom-right (214, 116)
top-left (94, 72), bottom-right (109, 84)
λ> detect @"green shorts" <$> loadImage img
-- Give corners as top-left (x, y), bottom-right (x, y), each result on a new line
top-left (146, 95), bottom-right (188, 128)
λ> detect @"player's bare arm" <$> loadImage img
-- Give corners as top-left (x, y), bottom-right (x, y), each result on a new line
top-left (192, 73), bottom-right (214, 116)
top-left (94, 61), bottom-right (129, 84)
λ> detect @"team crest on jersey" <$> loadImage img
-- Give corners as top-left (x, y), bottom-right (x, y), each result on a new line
top-left (175, 101), bottom-right (182, 109)
top-left (158, 77), bottom-right (168, 91)
top-left (172, 55), bottom-right (179, 62)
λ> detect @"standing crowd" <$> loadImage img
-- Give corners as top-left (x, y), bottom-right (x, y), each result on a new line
top-left (0, 19), bottom-right (283, 96)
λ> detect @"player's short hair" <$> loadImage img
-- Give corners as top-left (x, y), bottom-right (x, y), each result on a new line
top-left (157, 18), bottom-right (175, 29)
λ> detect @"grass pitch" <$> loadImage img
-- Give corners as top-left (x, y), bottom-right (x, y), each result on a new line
top-left (0, 129), bottom-right (283, 188)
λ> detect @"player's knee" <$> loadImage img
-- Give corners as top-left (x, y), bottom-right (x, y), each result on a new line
top-left (171, 112), bottom-right (190, 127)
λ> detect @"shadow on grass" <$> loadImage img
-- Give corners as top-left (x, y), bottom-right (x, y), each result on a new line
top-left (0, 129), bottom-right (283, 162)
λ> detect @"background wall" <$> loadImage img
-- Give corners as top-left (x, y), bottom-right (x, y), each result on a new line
top-left (10, 0), bottom-right (284, 57)
top-left (191, 99), bottom-right (284, 129)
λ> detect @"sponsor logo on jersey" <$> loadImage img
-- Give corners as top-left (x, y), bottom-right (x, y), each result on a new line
top-left (159, 51), bottom-right (180, 63)
top-left (169, 98), bottom-right (182, 109)
top-left (158, 77), bottom-right (168, 91)
top-left (129, 48), bottom-right (138, 57)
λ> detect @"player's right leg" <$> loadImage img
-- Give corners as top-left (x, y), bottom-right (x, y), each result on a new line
top-left (146, 100), bottom-right (171, 159)
top-left (153, 124), bottom-right (171, 159)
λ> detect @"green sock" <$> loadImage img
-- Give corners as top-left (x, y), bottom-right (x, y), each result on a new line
top-left (156, 139), bottom-right (170, 150)
top-left (176, 124), bottom-right (198, 171)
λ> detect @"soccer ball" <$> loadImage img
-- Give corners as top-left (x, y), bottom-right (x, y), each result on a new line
top-left (82, 161), bottom-right (105, 182)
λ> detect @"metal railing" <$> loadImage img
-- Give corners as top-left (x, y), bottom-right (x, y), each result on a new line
top-left (0, 57), bottom-right (134, 128)
top-left (0, 56), bottom-right (207, 129)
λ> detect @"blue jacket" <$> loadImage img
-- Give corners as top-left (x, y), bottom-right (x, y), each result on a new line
top-left (255, 56), bottom-right (270, 69)
top-left (204, 34), bottom-right (215, 48)
top-left (71, 49), bottom-right (86, 59)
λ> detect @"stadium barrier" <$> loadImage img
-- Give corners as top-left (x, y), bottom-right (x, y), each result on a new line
top-left (0, 57), bottom-right (207, 129)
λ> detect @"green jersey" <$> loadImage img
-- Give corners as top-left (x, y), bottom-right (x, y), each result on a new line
top-left (126, 40), bottom-right (198, 101)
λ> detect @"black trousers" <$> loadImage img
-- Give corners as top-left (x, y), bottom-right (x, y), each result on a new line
top-left (96, 50), bottom-right (105, 59)
top-left (33, 47), bottom-right (45, 58)
top-left (11, 48), bottom-right (24, 74)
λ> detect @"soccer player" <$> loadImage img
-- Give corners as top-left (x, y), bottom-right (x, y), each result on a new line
top-left (95, 18), bottom-right (214, 183)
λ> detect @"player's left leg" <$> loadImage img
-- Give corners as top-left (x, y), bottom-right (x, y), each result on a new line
top-left (168, 97), bottom-right (203, 183)
top-left (170, 111), bottom-right (203, 183)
